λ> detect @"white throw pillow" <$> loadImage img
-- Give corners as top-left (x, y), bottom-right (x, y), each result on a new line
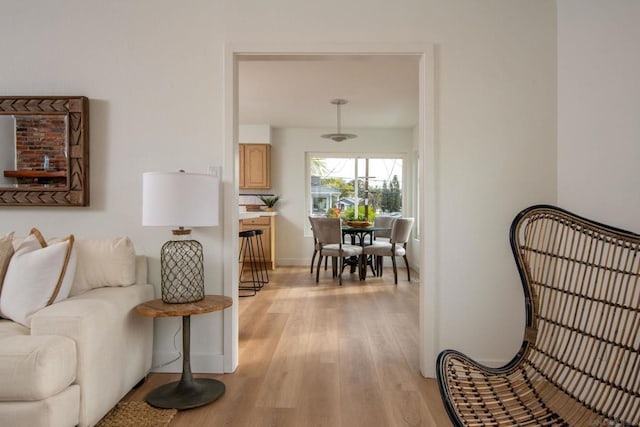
top-left (69, 237), bottom-right (136, 296)
top-left (0, 228), bottom-right (77, 327)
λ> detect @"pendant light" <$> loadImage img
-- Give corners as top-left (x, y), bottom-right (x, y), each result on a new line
top-left (321, 99), bottom-right (357, 142)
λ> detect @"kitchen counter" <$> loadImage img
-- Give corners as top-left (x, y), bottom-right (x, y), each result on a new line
top-left (239, 211), bottom-right (278, 220)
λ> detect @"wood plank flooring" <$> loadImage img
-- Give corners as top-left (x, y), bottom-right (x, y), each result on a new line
top-left (123, 266), bottom-right (452, 426)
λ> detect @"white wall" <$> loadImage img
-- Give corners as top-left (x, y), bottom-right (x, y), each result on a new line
top-left (0, 0), bottom-right (556, 372)
top-left (271, 127), bottom-right (414, 266)
top-left (431, 3), bottom-right (557, 364)
top-left (557, 0), bottom-right (640, 233)
top-left (238, 124), bottom-right (272, 144)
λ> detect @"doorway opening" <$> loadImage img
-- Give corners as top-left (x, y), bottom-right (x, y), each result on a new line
top-left (223, 45), bottom-right (437, 377)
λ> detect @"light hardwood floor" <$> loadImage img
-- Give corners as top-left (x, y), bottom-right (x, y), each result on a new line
top-left (123, 266), bottom-right (452, 426)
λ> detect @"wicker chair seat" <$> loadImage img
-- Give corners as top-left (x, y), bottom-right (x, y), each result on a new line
top-left (437, 205), bottom-right (640, 427)
top-left (438, 351), bottom-right (600, 426)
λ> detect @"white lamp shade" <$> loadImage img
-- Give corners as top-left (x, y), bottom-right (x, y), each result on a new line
top-left (142, 171), bottom-right (219, 228)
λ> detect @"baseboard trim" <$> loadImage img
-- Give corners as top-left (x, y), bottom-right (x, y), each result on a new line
top-left (276, 258), bottom-right (308, 266)
top-left (150, 352), bottom-right (225, 374)
top-left (277, 258), bottom-right (419, 272)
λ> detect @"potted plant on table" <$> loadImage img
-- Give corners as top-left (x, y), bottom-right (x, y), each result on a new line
top-left (342, 206), bottom-right (375, 228)
top-left (258, 195), bottom-right (280, 211)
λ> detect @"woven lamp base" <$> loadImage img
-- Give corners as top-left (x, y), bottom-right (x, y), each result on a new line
top-left (160, 239), bottom-right (205, 303)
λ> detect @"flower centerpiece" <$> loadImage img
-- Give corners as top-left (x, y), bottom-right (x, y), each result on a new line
top-left (258, 195), bottom-right (280, 211)
top-left (327, 207), bottom-right (341, 218)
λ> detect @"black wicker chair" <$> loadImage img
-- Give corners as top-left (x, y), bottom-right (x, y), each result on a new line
top-left (437, 205), bottom-right (640, 426)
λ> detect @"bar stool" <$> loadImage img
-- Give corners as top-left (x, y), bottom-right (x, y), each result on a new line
top-left (238, 230), bottom-right (260, 297)
top-left (253, 229), bottom-right (270, 285)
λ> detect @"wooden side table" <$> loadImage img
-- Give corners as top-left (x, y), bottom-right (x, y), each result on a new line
top-left (136, 295), bottom-right (233, 410)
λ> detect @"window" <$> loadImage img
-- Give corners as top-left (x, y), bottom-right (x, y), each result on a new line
top-left (308, 154), bottom-right (404, 221)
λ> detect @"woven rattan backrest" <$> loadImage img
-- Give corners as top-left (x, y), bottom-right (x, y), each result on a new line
top-left (309, 217), bottom-right (341, 245)
top-left (511, 205), bottom-right (640, 424)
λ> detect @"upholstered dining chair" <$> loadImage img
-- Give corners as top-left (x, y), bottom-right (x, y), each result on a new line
top-left (372, 215), bottom-right (396, 243)
top-left (308, 216), bottom-right (362, 285)
top-left (363, 217), bottom-right (414, 284)
top-left (309, 221), bottom-right (319, 274)
top-left (309, 219), bottom-right (329, 274)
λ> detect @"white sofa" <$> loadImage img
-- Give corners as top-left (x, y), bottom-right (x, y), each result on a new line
top-left (0, 234), bottom-right (154, 427)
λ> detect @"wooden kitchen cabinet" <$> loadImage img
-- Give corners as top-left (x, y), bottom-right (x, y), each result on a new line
top-left (239, 215), bottom-right (276, 269)
top-left (239, 144), bottom-right (271, 189)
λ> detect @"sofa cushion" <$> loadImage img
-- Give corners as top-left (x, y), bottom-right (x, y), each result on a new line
top-left (0, 334), bottom-right (76, 401)
top-left (0, 229), bottom-right (77, 327)
top-left (0, 385), bottom-right (80, 427)
top-left (70, 237), bottom-right (137, 296)
top-left (0, 232), bottom-right (14, 295)
top-left (0, 318), bottom-right (29, 339)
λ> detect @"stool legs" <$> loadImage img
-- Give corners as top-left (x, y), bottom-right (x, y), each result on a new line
top-left (238, 229), bottom-right (269, 297)
top-left (253, 229), bottom-right (270, 285)
top-left (239, 231), bottom-right (259, 297)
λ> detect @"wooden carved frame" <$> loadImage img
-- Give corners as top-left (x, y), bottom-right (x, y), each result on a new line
top-left (0, 96), bottom-right (89, 206)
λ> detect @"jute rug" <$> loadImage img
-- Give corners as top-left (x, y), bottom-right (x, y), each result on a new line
top-left (96, 401), bottom-right (177, 427)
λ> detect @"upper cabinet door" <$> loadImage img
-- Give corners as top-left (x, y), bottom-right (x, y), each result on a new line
top-left (240, 144), bottom-right (271, 189)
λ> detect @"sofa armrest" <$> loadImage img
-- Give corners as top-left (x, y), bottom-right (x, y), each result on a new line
top-left (29, 283), bottom-right (154, 427)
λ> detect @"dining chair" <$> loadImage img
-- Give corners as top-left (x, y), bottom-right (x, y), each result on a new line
top-left (309, 219), bottom-right (330, 274)
top-left (363, 217), bottom-right (414, 284)
top-left (309, 221), bottom-right (319, 274)
top-left (309, 216), bottom-right (362, 285)
top-left (372, 215), bottom-right (395, 243)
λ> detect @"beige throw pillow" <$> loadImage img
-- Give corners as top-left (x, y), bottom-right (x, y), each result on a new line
top-left (69, 237), bottom-right (137, 296)
top-left (0, 228), bottom-right (77, 327)
top-left (0, 232), bottom-right (15, 295)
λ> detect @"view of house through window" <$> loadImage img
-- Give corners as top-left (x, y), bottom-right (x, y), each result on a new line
top-left (309, 155), bottom-right (404, 219)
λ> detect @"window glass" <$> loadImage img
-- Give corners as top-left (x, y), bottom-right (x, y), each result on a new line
top-left (309, 155), bottom-right (403, 219)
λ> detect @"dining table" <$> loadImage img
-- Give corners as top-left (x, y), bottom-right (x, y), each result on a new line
top-left (341, 225), bottom-right (391, 279)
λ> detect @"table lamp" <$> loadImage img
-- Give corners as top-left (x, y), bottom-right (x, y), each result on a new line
top-left (142, 171), bottom-right (219, 303)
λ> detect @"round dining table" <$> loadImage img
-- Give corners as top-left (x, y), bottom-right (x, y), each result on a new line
top-left (341, 225), bottom-right (390, 279)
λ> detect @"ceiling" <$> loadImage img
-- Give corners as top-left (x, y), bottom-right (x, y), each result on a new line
top-left (238, 55), bottom-right (420, 129)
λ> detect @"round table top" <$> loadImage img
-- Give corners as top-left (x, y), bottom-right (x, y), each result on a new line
top-left (136, 295), bottom-right (233, 318)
